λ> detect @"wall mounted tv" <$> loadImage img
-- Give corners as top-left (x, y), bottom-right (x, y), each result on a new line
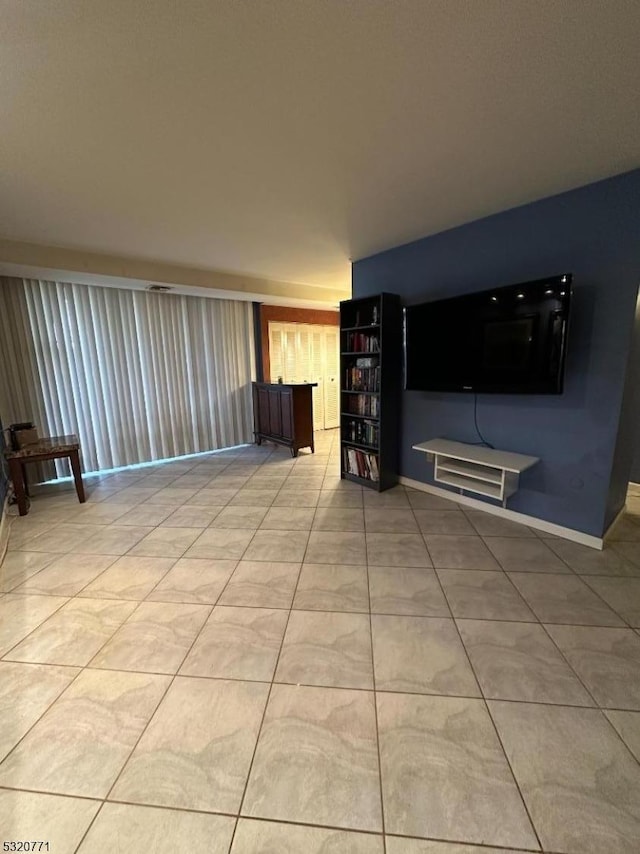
top-left (404, 273), bottom-right (572, 394)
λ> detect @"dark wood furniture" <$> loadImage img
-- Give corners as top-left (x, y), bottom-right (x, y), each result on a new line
top-left (4, 435), bottom-right (85, 516)
top-left (252, 382), bottom-right (317, 457)
top-left (340, 292), bottom-right (402, 491)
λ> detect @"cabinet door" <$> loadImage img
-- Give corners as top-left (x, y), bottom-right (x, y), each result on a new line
top-left (257, 387), bottom-right (270, 434)
top-left (280, 390), bottom-right (294, 440)
top-left (268, 389), bottom-right (282, 436)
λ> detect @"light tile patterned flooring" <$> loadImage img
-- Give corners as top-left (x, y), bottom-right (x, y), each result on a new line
top-left (1, 430), bottom-right (640, 852)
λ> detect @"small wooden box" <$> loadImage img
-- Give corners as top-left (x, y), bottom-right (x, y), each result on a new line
top-left (14, 428), bottom-right (39, 448)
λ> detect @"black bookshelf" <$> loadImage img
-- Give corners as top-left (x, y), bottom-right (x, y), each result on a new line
top-left (339, 292), bottom-right (402, 491)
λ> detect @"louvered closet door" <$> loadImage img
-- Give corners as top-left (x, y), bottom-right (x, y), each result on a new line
top-left (309, 327), bottom-right (326, 431)
top-left (323, 326), bottom-right (340, 429)
top-left (293, 325), bottom-right (311, 383)
top-left (284, 326), bottom-right (299, 383)
top-left (291, 325), bottom-right (323, 431)
top-left (269, 326), bottom-right (284, 382)
top-left (268, 322), bottom-right (295, 383)
top-left (268, 320), bottom-right (338, 430)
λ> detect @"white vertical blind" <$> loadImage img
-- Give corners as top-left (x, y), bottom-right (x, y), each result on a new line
top-left (0, 278), bottom-right (48, 427)
top-left (0, 278), bottom-right (56, 481)
top-left (19, 279), bottom-right (255, 472)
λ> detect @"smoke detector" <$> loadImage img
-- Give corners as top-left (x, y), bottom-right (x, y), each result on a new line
top-left (146, 284), bottom-right (172, 293)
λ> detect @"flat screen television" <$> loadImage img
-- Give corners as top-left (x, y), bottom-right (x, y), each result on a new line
top-left (404, 274), bottom-right (572, 394)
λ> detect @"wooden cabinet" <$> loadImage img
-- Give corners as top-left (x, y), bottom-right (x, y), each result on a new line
top-left (252, 382), bottom-right (316, 456)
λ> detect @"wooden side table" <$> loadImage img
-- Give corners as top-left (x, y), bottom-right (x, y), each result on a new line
top-left (4, 435), bottom-right (86, 516)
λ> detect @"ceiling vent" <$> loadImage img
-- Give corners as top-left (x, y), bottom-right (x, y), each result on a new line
top-left (146, 284), bottom-right (172, 293)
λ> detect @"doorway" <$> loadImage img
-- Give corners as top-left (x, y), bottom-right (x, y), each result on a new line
top-left (268, 321), bottom-right (340, 430)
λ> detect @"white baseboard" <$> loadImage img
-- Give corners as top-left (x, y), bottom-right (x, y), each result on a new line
top-left (399, 476), bottom-right (604, 550)
top-left (602, 505), bottom-right (627, 543)
top-left (0, 495), bottom-right (10, 565)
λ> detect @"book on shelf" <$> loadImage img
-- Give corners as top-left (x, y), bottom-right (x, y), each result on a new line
top-left (344, 393), bottom-right (379, 417)
top-left (345, 332), bottom-right (380, 353)
top-left (344, 365), bottom-right (380, 392)
top-left (343, 418), bottom-right (379, 447)
top-left (343, 447), bottom-right (380, 482)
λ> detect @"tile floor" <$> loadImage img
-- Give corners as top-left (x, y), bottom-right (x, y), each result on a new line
top-left (1, 429), bottom-right (640, 852)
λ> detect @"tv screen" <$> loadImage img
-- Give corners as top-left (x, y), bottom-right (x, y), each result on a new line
top-left (404, 274), bottom-right (572, 394)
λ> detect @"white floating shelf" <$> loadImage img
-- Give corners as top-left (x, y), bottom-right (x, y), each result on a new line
top-left (437, 460), bottom-right (503, 485)
top-left (412, 438), bottom-right (539, 506)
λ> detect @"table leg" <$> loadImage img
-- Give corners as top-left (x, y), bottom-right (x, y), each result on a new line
top-left (69, 450), bottom-right (86, 503)
top-left (8, 457), bottom-right (28, 516)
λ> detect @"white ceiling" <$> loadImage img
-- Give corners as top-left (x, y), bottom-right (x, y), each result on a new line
top-left (1, 0), bottom-right (639, 292)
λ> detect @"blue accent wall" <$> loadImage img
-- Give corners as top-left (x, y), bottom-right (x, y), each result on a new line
top-left (352, 169), bottom-right (640, 537)
top-left (616, 302), bottom-right (640, 492)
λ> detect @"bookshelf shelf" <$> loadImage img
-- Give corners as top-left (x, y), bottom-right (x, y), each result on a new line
top-left (343, 471), bottom-right (378, 488)
top-left (340, 412), bottom-right (380, 421)
top-left (342, 439), bottom-right (379, 454)
top-left (340, 292), bottom-right (401, 492)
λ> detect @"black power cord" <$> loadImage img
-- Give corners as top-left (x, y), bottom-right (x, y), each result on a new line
top-left (471, 392), bottom-right (494, 449)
